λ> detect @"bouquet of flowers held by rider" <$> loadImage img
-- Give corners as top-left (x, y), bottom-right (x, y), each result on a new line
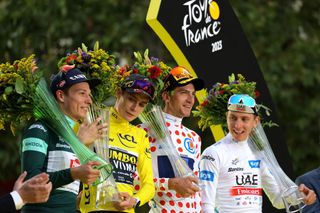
top-left (58, 41), bottom-right (120, 206)
top-left (0, 54), bottom-right (114, 190)
top-left (193, 73), bottom-right (306, 213)
top-left (0, 55), bottom-right (42, 135)
top-left (120, 50), bottom-right (200, 185)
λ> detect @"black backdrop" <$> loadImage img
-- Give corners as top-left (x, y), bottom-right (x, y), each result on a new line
top-left (146, 0), bottom-right (292, 212)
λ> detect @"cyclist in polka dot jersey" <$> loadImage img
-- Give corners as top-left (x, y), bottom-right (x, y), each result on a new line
top-left (136, 66), bottom-right (205, 213)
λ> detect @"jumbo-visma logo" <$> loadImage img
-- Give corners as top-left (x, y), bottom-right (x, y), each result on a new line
top-left (181, 0), bottom-right (222, 53)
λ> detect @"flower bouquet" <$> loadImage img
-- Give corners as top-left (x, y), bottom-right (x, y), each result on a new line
top-left (192, 73), bottom-right (276, 132)
top-left (58, 41), bottom-right (120, 205)
top-left (0, 55), bottom-right (42, 135)
top-left (58, 41), bottom-right (118, 104)
top-left (248, 123), bottom-right (306, 212)
top-left (122, 50), bottom-right (199, 186)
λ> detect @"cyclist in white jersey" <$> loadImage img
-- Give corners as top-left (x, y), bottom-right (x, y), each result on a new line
top-left (200, 94), bottom-right (316, 213)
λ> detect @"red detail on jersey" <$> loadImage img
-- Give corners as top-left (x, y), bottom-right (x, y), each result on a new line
top-left (167, 192), bottom-right (173, 197)
top-left (176, 138), bottom-right (181, 144)
top-left (166, 122), bottom-right (170, 127)
top-left (160, 178), bottom-right (165, 183)
top-left (175, 130), bottom-right (180, 135)
top-left (186, 202), bottom-right (190, 208)
top-left (178, 147), bottom-right (183, 152)
top-left (178, 201), bottom-right (183, 207)
top-left (150, 146), bottom-right (156, 152)
top-left (134, 185), bottom-right (140, 191)
top-left (230, 186), bottom-right (262, 196)
top-left (160, 200), bottom-right (166, 206)
top-left (169, 200), bottom-right (175, 206)
top-left (161, 209), bottom-right (167, 213)
top-left (69, 158), bottom-right (80, 168)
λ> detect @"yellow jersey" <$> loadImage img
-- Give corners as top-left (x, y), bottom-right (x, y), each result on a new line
top-left (79, 107), bottom-right (155, 213)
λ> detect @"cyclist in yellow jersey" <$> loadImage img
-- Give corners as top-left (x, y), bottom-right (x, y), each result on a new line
top-left (80, 74), bottom-right (155, 213)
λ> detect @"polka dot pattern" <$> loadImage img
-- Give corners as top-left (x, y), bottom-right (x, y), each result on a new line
top-left (134, 185), bottom-right (140, 191)
top-left (150, 146), bottom-right (156, 152)
top-left (136, 116), bottom-right (202, 212)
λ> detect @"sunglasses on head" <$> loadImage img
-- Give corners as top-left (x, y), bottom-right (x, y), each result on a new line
top-left (124, 79), bottom-right (155, 99)
top-left (171, 67), bottom-right (193, 81)
top-left (228, 94), bottom-right (256, 108)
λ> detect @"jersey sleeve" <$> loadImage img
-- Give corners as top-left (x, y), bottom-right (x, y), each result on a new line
top-left (260, 160), bottom-right (285, 209)
top-left (200, 146), bottom-right (221, 213)
top-left (133, 131), bottom-right (155, 205)
top-left (21, 123), bottom-right (73, 189)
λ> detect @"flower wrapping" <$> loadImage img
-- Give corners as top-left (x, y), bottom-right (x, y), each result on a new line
top-left (87, 104), bottom-right (119, 205)
top-left (139, 105), bottom-right (195, 178)
top-left (248, 123), bottom-right (305, 212)
top-left (33, 78), bottom-right (113, 186)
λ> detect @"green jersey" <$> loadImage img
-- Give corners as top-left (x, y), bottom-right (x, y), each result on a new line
top-left (20, 118), bottom-right (80, 213)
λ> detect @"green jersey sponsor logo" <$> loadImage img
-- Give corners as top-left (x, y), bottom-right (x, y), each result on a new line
top-left (22, 137), bottom-right (48, 154)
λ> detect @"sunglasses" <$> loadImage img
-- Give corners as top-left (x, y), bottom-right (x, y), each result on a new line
top-left (228, 94), bottom-right (256, 108)
top-left (124, 79), bottom-right (155, 99)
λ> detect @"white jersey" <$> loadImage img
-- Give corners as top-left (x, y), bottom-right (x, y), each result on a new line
top-left (136, 112), bottom-right (202, 213)
top-left (200, 133), bottom-right (285, 213)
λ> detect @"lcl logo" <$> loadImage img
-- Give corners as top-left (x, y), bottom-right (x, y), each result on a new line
top-left (118, 133), bottom-right (137, 148)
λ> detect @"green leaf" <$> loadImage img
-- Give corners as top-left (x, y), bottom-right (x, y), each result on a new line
top-left (15, 78), bottom-right (24, 94)
top-left (81, 43), bottom-right (88, 52)
top-left (94, 41), bottom-right (99, 51)
top-left (144, 49), bottom-right (151, 65)
top-left (133, 51), bottom-right (142, 63)
top-left (4, 86), bottom-right (13, 95)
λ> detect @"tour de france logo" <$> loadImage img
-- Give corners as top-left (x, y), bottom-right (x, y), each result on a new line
top-left (181, 0), bottom-right (222, 53)
top-left (209, 1), bottom-right (220, 20)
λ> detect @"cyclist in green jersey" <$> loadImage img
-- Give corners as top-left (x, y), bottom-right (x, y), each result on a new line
top-left (21, 68), bottom-right (104, 213)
